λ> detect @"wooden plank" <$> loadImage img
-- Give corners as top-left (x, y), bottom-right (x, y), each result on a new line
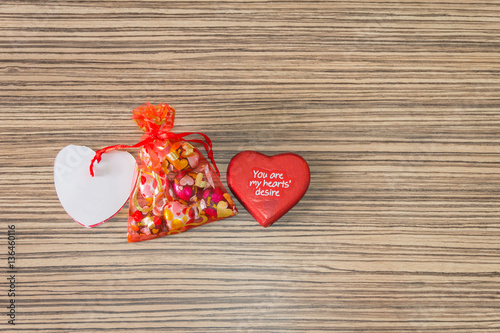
top-left (1, 0), bottom-right (499, 331)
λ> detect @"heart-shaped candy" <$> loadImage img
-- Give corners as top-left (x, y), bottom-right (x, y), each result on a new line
top-left (54, 145), bottom-right (137, 227)
top-left (227, 151), bottom-right (310, 227)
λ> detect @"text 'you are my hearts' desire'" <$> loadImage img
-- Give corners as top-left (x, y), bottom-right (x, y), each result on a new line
top-left (248, 168), bottom-right (293, 197)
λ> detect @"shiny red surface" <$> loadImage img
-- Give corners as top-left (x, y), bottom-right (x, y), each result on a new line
top-left (227, 151), bottom-right (310, 227)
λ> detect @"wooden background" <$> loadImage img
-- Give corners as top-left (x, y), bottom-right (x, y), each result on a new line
top-left (1, 1), bottom-right (499, 332)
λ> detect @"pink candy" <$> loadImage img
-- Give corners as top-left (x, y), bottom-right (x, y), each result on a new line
top-left (180, 174), bottom-right (194, 186)
top-left (205, 207), bottom-right (217, 218)
top-left (178, 186), bottom-right (192, 201)
top-left (187, 153), bottom-right (199, 168)
top-left (211, 188), bottom-right (223, 203)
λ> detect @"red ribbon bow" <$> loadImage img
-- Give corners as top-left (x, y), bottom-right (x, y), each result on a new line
top-left (89, 103), bottom-right (220, 177)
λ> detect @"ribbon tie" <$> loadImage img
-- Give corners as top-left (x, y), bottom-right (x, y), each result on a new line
top-left (89, 103), bottom-right (219, 177)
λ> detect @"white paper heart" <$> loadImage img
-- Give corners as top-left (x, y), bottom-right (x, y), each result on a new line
top-left (54, 145), bottom-right (137, 228)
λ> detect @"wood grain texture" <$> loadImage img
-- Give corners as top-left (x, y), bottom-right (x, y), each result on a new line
top-left (1, 0), bottom-right (500, 332)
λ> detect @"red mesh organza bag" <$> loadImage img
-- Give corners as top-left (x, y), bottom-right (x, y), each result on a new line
top-left (90, 102), bottom-right (238, 242)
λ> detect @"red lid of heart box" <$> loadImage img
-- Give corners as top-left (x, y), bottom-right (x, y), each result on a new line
top-left (227, 151), bottom-right (310, 227)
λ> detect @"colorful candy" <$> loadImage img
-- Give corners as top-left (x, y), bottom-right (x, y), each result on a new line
top-left (127, 102), bottom-right (238, 242)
